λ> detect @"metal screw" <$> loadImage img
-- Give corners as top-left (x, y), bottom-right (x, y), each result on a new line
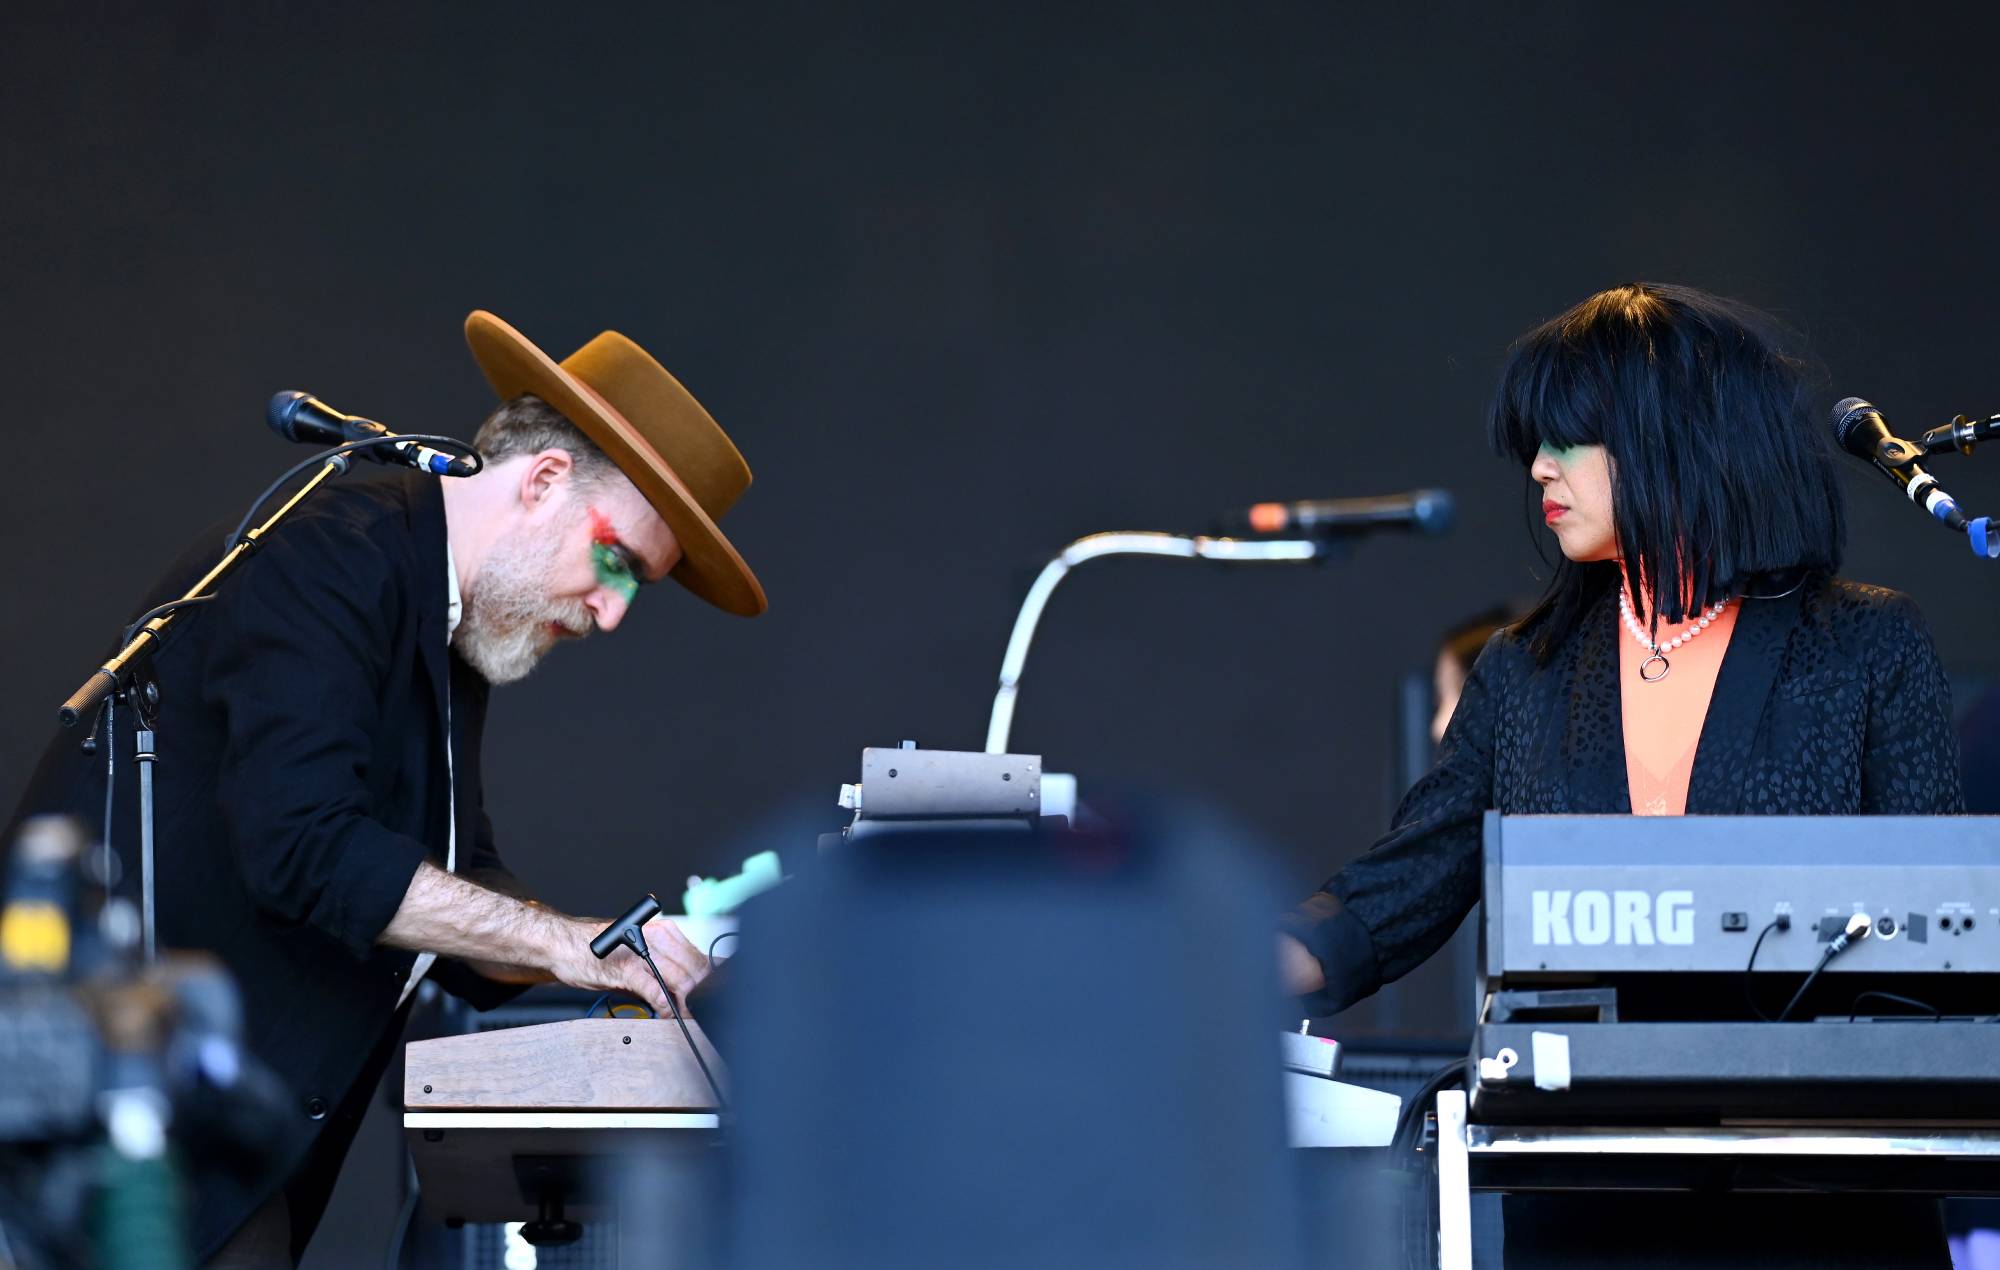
top-left (623, 1035), bottom-right (632, 1045)
top-left (888, 769), bottom-right (898, 778)
top-left (1002, 772), bottom-right (1011, 781)
top-left (423, 1084), bottom-right (432, 1094)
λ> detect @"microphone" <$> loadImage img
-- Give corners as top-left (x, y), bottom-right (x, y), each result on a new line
top-left (267, 391), bottom-right (478, 477)
top-left (590, 893), bottom-right (663, 961)
top-left (1832, 398), bottom-right (1968, 532)
top-left (590, 892), bottom-right (730, 1109)
top-left (1230, 489), bottom-right (1455, 538)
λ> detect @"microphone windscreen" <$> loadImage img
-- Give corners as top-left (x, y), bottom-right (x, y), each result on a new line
top-left (1831, 397), bottom-right (1881, 457)
top-left (1409, 488), bottom-right (1456, 536)
top-left (266, 390), bottom-right (313, 442)
top-left (1246, 503), bottom-right (1289, 534)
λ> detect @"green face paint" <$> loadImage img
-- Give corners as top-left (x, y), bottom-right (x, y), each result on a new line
top-left (592, 541), bottom-right (639, 604)
top-left (587, 508), bottom-right (640, 605)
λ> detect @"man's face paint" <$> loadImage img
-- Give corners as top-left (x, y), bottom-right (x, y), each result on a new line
top-left (587, 507), bottom-right (641, 606)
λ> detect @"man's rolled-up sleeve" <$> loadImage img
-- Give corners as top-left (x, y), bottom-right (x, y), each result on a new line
top-left (201, 519), bottom-right (430, 959)
top-left (427, 805), bottom-right (539, 1011)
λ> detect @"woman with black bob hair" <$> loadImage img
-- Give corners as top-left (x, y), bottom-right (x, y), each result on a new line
top-left (1494, 282), bottom-right (1847, 666)
top-left (1279, 282), bottom-right (1962, 1268)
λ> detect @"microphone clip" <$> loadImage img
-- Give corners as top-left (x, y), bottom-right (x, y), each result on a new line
top-left (1919, 413), bottom-right (2000, 458)
top-left (1870, 435), bottom-right (1926, 472)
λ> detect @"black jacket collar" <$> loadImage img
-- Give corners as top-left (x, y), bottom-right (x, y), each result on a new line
top-left (1571, 578), bottom-right (1807, 814)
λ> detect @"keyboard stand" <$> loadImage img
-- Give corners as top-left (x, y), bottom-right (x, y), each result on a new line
top-left (1433, 1090), bottom-right (2000, 1269)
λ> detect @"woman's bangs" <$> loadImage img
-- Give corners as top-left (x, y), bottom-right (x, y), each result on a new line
top-left (1489, 337), bottom-right (1606, 466)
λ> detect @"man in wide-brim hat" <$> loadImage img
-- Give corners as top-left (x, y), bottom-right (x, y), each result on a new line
top-left (9, 311), bottom-right (762, 1266)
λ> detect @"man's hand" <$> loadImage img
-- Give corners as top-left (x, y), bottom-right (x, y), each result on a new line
top-left (544, 915), bottom-right (713, 1017)
top-left (379, 863), bottom-right (714, 1015)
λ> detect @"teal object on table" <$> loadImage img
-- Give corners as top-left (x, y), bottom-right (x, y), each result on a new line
top-left (683, 850), bottom-right (785, 916)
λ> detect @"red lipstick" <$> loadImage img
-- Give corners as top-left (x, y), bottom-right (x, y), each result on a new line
top-left (1542, 500), bottom-right (1567, 525)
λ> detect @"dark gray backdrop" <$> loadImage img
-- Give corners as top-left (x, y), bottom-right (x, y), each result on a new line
top-left (6, 4), bottom-right (1999, 1263)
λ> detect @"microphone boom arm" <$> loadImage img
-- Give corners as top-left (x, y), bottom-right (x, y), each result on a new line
top-left (984, 532), bottom-right (1322, 754)
top-left (59, 432), bottom-right (481, 728)
top-left (60, 455), bottom-right (352, 728)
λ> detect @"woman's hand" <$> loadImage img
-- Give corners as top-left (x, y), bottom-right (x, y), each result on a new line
top-left (1278, 933), bottom-right (1325, 996)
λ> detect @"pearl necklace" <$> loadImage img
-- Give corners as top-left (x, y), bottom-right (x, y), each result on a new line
top-left (1618, 590), bottom-right (1732, 683)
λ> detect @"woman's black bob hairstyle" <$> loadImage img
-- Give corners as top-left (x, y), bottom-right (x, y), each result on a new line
top-left (1487, 282), bottom-right (1846, 663)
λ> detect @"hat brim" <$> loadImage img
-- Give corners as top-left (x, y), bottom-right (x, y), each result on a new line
top-left (464, 311), bottom-right (766, 616)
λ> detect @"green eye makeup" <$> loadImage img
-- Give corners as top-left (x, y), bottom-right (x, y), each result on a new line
top-left (587, 508), bottom-right (641, 605)
top-left (591, 541), bottom-right (639, 604)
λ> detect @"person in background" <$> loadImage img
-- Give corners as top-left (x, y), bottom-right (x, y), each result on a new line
top-left (1959, 683), bottom-right (2000, 814)
top-left (1430, 606), bottom-right (1518, 746)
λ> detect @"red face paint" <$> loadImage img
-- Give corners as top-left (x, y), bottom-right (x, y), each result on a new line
top-left (588, 507), bottom-right (620, 546)
top-left (586, 507), bottom-right (640, 604)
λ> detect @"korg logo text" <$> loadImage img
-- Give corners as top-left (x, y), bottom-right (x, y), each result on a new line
top-left (1531, 890), bottom-right (1694, 945)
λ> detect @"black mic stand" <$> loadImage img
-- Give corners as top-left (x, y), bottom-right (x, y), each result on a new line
top-left (1917, 413), bottom-right (2000, 560)
top-left (58, 433), bottom-right (482, 962)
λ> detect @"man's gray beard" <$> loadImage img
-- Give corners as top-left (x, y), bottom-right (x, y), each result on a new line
top-left (453, 522), bottom-right (594, 685)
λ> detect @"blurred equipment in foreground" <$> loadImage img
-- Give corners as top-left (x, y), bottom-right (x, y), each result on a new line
top-left (0, 816), bottom-right (294, 1270)
top-left (717, 806), bottom-right (1377, 1270)
top-left (393, 769), bottom-right (1411, 1264)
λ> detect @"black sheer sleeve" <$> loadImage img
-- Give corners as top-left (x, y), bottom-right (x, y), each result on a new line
top-left (1282, 633), bottom-right (1506, 1014)
top-left (1860, 593), bottom-right (1964, 814)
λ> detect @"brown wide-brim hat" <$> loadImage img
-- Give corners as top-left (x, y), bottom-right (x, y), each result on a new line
top-left (464, 311), bottom-right (766, 616)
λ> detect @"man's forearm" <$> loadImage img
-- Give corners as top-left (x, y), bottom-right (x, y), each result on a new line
top-left (380, 862), bottom-right (715, 1012)
top-left (379, 861), bottom-right (562, 978)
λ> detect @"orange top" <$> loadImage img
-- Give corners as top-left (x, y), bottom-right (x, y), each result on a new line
top-left (1618, 590), bottom-right (1740, 815)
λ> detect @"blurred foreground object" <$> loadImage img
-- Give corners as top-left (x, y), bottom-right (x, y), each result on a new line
top-left (0, 816), bottom-right (295, 1270)
top-left (720, 807), bottom-right (1314, 1270)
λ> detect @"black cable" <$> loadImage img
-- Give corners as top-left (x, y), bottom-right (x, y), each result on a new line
top-left (1743, 917), bottom-right (1788, 1021)
top-left (1393, 1058), bottom-right (1469, 1159)
top-left (1776, 945), bottom-right (1841, 1022)
top-left (706, 929), bottom-right (739, 963)
top-left (1848, 990), bottom-right (1942, 1022)
top-left (120, 595), bottom-right (215, 648)
top-left (99, 696), bottom-right (116, 890)
top-left (637, 953), bottom-right (728, 1112)
top-left (584, 992), bottom-right (654, 1019)
top-left (1390, 1059), bottom-right (1469, 1270)
top-left (224, 434), bottom-right (483, 549)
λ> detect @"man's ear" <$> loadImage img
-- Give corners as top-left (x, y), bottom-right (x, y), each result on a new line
top-left (517, 448), bottom-right (577, 513)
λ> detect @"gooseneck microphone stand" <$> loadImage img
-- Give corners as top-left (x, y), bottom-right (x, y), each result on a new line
top-left (984, 532), bottom-right (1329, 755)
top-left (58, 431), bottom-right (483, 962)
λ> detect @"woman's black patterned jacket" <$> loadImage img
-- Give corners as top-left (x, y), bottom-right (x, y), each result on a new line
top-left (1282, 574), bottom-right (1965, 1015)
